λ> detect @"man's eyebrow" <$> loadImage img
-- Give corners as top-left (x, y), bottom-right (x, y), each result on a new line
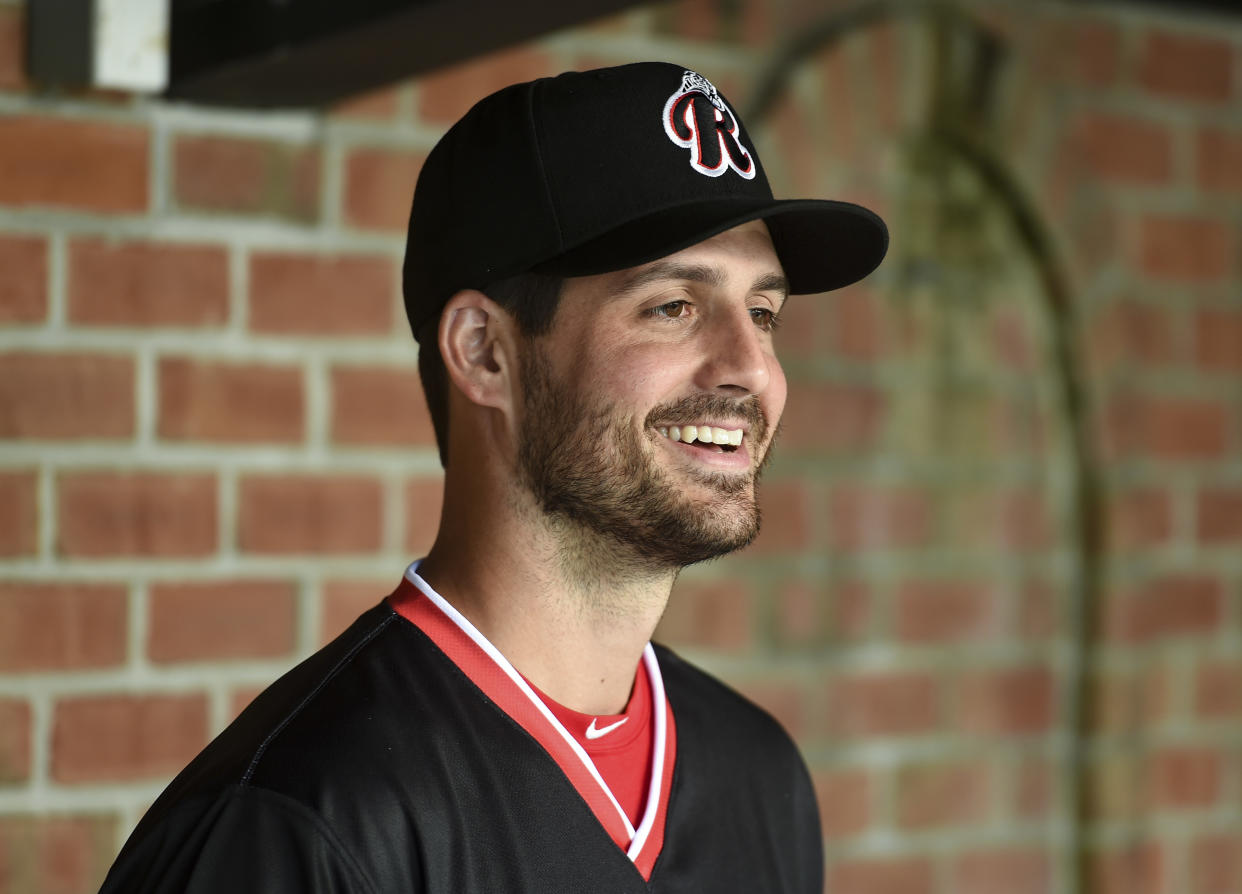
top-left (752, 272), bottom-right (790, 300)
top-left (613, 262), bottom-right (790, 299)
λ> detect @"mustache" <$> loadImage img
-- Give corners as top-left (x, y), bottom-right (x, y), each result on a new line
top-left (644, 394), bottom-right (768, 443)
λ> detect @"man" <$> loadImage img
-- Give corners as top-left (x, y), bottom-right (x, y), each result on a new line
top-left (99, 61), bottom-right (886, 892)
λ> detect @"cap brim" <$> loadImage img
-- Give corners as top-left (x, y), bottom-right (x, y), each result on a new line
top-left (533, 198), bottom-right (888, 294)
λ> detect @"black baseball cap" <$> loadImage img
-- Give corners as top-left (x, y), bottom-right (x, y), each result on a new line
top-left (403, 61), bottom-right (888, 341)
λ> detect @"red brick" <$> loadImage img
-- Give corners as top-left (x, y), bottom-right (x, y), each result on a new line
top-left (404, 476), bottom-right (444, 555)
top-left (895, 760), bottom-right (991, 828)
top-left (1069, 21), bottom-right (1122, 87)
top-left (1015, 758), bottom-right (1054, 818)
top-left (1197, 127), bottom-right (1242, 194)
top-left (775, 579), bottom-right (870, 647)
top-left (0, 116), bottom-right (148, 212)
top-left (780, 382), bottom-right (886, 452)
top-left (174, 135), bottom-right (320, 221)
top-left (0, 814), bottom-right (117, 894)
top-left (1075, 112), bottom-right (1173, 184)
top-left (828, 286), bottom-right (886, 360)
top-left (418, 45), bottom-right (555, 124)
top-left (1195, 309), bottom-right (1242, 373)
top-left (829, 856), bottom-right (935, 894)
top-left (1018, 579), bottom-right (1059, 639)
top-left (148, 580), bottom-right (297, 663)
top-left (1087, 299), bottom-right (1175, 370)
top-left (1103, 575), bottom-right (1224, 643)
top-left (158, 357), bottom-right (304, 443)
top-left (868, 22), bottom-right (901, 133)
top-left (0, 698), bottom-right (31, 783)
top-left (1104, 393), bottom-right (1230, 460)
top-left (68, 239), bottom-right (228, 327)
top-left (0, 352), bottom-right (134, 439)
top-left (330, 85), bottom-right (401, 120)
top-left (958, 667), bottom-right (1054, 735)
top-left (957, 489), bottom-right (1053, 552)
top-left (249, 252), bottom-right (395, 335)
top-left (1148, 747), bottom-right (1223, 809)
top-left (812, 768), bottom-right (870, 837)
top-left (819, 47), bottom-right (858, 161)
top-left (830, 486), bottom-right (931, 551)
top-left (989, 303), bottom-right (1036, 370)
top-left (0, 582), bottom-right (127, 671)
top-left (0, 234), bottom-right (47, 323)
top-left (0, 470), bottom-right (37, 557)
top-left (827, 671), bottom-right (941, 737)
top-left (1138, 215), bottom-right (1233, 282)
top-left (1086, 842), bottom-right (1165, 894)
top-left (1198, 488), bottom-right (1242, 544)
top-left (1138, 30), bottom-right (1234, 103)
top-left (1107, 487), bottom-right (1173, 551)
top-left (343, 148), bottom-right (424, 232)
top-left (1195, 660), bottom-right (1242, 720)
top-left (954, 848), bottom-right (1052, 894)
top-left (1088, 665), bottom-right (1170, 734)
top-left (1191, 833), bottom-right (1242, 894)
top-left (733, 679), bottom-right (806, 738)
top-left (0, 6), bottom-right (28, 91)
top-left (321, 579), bottom-right (390, 645)
top-left (895, 579), bottom-right (994, 644)
top-left (58, 472), bottom-right (217, 557)
top-left (656, 577), bottom-right (753, 653)
top-left (331, 365), bottom-right (435, 446)
top-left (239, 474), bottom-right (383, 554)
top-left (52, 694), bottom-right (208, 783)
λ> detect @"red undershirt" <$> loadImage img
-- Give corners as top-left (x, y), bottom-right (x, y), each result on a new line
top-left (525, 662), bottom-right (654, 828)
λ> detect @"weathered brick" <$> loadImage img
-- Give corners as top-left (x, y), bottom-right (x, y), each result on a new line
top-left (828, 286), bottom-right (886, 361)
top-left (1148, 746), bottom-right (1223, 809)
top-left (0, 116), bottom-right (148, 212)
top-left (0, 814), bottom-right (117, 894)
top-left (321, 579), bottom-right (390, 645)
top-left (956, 489), bottom-right (1053, 552)
top-left (1074, 112), bottom-right (1173, 184)
top-left (148, 580), bottom-right (297, 663)
top-left (780, 382), bottom-right (886, 452)
top-left (0, 469), bottom-right (37, 557)
top-left (954, 848), bottom-right (1052, 894)
top-left (895, 760), bottom-right (991, 829)
top-left (749, 480), bottom-right (813, 555)
top-left (812, 768), bottom-right (870, 837)
top-left (1197, 127), bottom-right (1242, 194)
top-left (418, 45), bottom-right (555, 123)
top-left (1138, 215), bottom-right (1233, 282)
top-left (0, 5), bottom-right (28, 91)
top-left (1085, 841), bottom-right (1166, 894)
top-left (331, 365), bottom-right (435, 446)
top-left (0, 234), bottom-right (47, 323)
top-left (1197, 487), bottom-right (1242, 544)
top-left (239, 475), bottom-right (383, 554)
top-left (404, 476), bottom-right (444, 555)
top-left (1087, 299), bottom-right (1175, 370)
top-left (1102, 575), bottom-right (1224, 643)
top-left (1194, 660), bottom-right (1242, 720)
top-left (343, 148), bottom-right (423, 232)
top-left (1106, 487), bottom-right (1173, 551)
top-left (0, 698), bottom-right (31, 783)
top-left (249, 252), bottom-right (396, 335)
top-left (1069, 20), bottom-right (1122, 87)
top-left (1194, 308), bottom-right (1242, 373)
top-left (657, 577), bottom-right (754, 652)
top-left (0, 582), bottom-right (127, 671)
top-left (52, 694), bottom-right (208, 783)
top-left (1138, 30), bottom-right (1234, 103)
top-left (0, 352), bottom-right (134, 439)
top-left (58, 472), bottom-right (217, 557)
top-left (1191, 833), bottom-right (1242, 894)
top-left (174, 135), bottom-right (320, 221)
top-left (158, 357), bottom-right (304, 443)
top-left (830, 486), bottom-right (931, 551)
top-left (827, 671), bottom-right (941, 737)
top-left (895, 579), bottom-right (994, 643)
top-left (1088, 665), bottom-right (1169, 734)
top-left (1104, 393), bottom-right (1230, 460)
top-left (733, 679), bottom-right (806, 738)
top-left (958, 667), bottom-right (1054, 735)
top-left (775, 578), bottom-right (871, 647)
top-left (1015, 757), bottom-right (1054, 818)
top-left (68, 238), bottom-right (228, 327)
top-left (829, 856), bottom-right (935, 894)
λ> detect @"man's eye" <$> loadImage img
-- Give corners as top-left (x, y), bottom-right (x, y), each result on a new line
top-left (750, 307), bottom-right (781, 332)
top-left (650, 301), bottom-right (690, 319)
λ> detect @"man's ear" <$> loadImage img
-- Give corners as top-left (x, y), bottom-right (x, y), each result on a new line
top-left (438, 289), bottom-right (519, 411)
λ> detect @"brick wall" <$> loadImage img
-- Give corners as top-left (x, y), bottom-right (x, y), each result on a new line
top-left (1, 1), bottom-right (1239, 892)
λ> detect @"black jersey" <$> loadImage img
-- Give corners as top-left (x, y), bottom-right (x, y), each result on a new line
top-left (99, 570), bottom-right (823, 893)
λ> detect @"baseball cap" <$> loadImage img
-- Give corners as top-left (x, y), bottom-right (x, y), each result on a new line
top-left (403, 61), bottom-right (888, 341)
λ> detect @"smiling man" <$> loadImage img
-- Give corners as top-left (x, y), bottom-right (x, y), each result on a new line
top-left (99, 62), bottom-right (886, 893)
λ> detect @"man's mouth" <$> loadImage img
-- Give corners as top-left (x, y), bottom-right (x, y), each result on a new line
top-left (655, 424), bottom-right (744, 453)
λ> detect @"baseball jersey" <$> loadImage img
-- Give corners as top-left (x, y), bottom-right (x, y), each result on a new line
top-left (99, 566), bottom-right (823, 892)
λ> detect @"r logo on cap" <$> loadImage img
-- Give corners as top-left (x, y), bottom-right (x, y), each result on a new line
top-left (662, 70), bottom-right (756, 180)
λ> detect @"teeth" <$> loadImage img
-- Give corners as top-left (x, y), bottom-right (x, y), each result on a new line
top-left (657, 424), bottom-right (743, 445)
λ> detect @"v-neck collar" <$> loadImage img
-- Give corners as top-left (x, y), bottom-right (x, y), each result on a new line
top-left (387, 563), bottom-right (677, 880)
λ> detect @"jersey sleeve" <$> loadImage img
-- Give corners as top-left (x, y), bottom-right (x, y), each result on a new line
top-left (98, 785), bottom-right (384, 894)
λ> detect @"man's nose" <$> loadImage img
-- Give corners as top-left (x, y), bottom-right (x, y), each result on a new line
top-left (692, 307), bottom-right (772, 397)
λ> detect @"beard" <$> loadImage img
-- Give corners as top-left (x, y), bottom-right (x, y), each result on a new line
top-left (515, 342), bottom-right (773, 573)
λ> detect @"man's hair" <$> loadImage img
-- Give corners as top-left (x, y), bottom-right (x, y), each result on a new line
top-left (416, 272), bottom-right (564, 467)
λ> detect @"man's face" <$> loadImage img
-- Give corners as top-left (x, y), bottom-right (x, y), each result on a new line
top-left (515, 220), bottom-right (789, 572)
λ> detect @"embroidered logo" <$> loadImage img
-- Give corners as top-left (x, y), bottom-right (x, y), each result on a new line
top-left (585, 717), bottom-right (629, 740)
top-left (662, 70), bottom-right (756, 180)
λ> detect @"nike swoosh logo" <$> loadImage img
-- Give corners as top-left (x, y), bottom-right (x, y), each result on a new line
top-left (585, 717), bottom-right (629, 740)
